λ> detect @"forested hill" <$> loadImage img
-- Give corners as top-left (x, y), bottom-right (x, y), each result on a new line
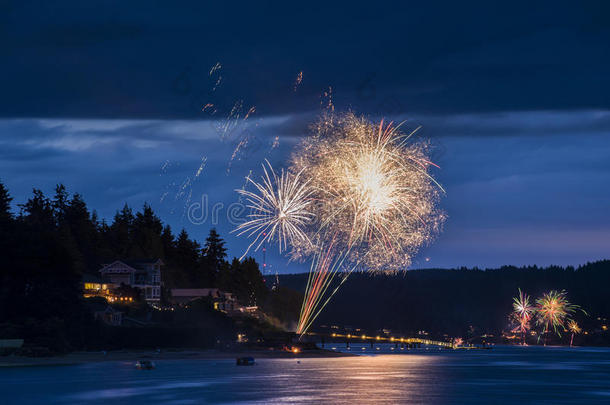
top-left (276, 261), bottom-right (610, 336)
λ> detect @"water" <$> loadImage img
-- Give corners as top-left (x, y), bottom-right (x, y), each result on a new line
top-left (2, 345), bottom-right (610, 404)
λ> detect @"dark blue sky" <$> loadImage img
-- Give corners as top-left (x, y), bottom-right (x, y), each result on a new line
top-left (1, 1), bottom-right (609, 273)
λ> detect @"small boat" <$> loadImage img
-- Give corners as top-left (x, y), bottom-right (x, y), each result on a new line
top-left (236, 357), bottom-right (255, 366)
top-left (135, 360), bottom-right (155, 370)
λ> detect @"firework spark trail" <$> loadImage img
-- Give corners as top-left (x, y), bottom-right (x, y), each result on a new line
top-left (298, 237), bottom-right (340, 332)
top-left (209, 62), bottom-right (222, 91)
top-left (209, 62), bottom-right (222, 76)
top-left (320, 86), bottom-right (334, 111)
top-left (293, 71), bottom-right (303, 92)
top-left (296, 244), bottom-right (367, 335)
top-left (194, 156), bottom-right (207, 179)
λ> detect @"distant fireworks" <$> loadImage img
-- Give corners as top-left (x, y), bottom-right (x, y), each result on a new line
top-left (235, 112), bottom-right (445, 335)
top-left (567, 319), bottom-right (581, 347)
top-left (536, 289), bottom-right (584, 345)
top-left (511, 288), bottom-right (534, 345)
top-left (509, 288), bottom-right (586, 346)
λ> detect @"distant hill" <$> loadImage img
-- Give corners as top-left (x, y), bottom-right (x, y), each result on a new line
top-left (274, 260), bottom-right (610, 337)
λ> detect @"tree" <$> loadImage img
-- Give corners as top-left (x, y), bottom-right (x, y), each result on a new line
top-left (203, 228), bottom-right (227, 264)
top-left (218, 257), bottom-right (266, 306)
top-left (109, 204), bottom-right (134, 258)
top-left (52, 184), bottom-right (69, 223)
top-left (173, 229), bottom-right (201, 287)
top-left (161, 225), bottom-right (175, 259)
top-left (64, 193), bottom-right (101, 273)
top-left (0, 181), bottom-right (13, 222)
top-left (238, 257), bottom-right (267, 306)
top-left (131, 203), bottom-right (164, 258)
top-left (202, 228), bottom-right (227, 285)
top-left (19, 189), bottom-right (54, 229)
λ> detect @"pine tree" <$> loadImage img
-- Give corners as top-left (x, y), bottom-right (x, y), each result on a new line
top-left (202, 228), bottom-right (227, 264)
top-left (131, 203), bottom-right (164, 258)
top-left (19, 189), bottom-right (54, 229)
top-left (174, 229), bottom-right (201, 287)
top-left (0, 181), bottom-right (13, 222)
top-left (160, 225), bottom-right (175, 259)
top-left (52, 184), bottom-right (69, 224)
top-left (65, 193), bottom-right (100, 273)
top-left (202, 228), bottom-right (227, 286)
top-left (110, 204), bottom-right (134, 257)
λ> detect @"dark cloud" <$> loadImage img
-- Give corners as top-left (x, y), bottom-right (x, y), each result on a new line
top-left (1, 111), bottom-right (608, 271)
top-left (1, 1), bottom-right (610, 118)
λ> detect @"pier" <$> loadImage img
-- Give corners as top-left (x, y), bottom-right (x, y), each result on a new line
top-left (305, 332), bottom-right (455, 349)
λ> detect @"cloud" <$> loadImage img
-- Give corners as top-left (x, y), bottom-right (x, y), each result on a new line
top-left (0, 109), bottom-right (609, 270)
top-left (2, 2), bottom-right (610, 119)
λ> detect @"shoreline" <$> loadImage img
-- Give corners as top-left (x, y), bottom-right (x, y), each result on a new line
top-left (0, 348), bottom-right (354, 368)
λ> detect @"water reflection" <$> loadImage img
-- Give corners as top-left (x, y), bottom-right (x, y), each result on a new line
top-left (2, 346), bottom-right (610, 404)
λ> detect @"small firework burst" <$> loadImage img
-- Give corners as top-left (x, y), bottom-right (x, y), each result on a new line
top-left (233, 160), bottom-right (314, 258)
top-left (568, 319), bottom-right (582, 347)
top-left (512, 288), bottom-right (534, 344)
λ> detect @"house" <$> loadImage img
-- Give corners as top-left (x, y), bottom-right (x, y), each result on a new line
top-left (99, 259), bottom-right (163, 303)
top-left (171, 288), bottom-right (237, 311)
top-left (82, 273), bottom-right (113, 300)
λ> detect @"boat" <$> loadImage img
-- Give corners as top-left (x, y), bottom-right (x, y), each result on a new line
top-left (135, 360), bottom-right (155, 369)
top-left (236, 356), bottom-right (255, 366)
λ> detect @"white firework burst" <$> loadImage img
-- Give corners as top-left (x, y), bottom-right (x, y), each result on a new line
top-left (233, 160), bottom-right (314, 258)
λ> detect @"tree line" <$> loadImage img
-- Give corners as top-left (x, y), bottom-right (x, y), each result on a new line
top-left (0, 181), bottom-right (301, 353)
top-left (278, 261), bottom-right (610, 345)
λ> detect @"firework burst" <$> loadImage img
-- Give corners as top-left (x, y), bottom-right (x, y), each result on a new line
top-left (233, 160), bottom-right (314, 259)
top-left (512, 288), bottom-right (534, 345)
top-left (291, 112), bottom-right (445, 271)
top-left (567, 319), bottom-right (581, 347)
top-left (536, 290), bottom-right (583, 345)
top-left (234, 112), bottom-right (444, 336)
top-left (293, 113), bottom-right (444, 334)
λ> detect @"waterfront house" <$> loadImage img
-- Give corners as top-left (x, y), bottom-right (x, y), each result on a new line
top-left (99, 259), bottom-right (163, 303)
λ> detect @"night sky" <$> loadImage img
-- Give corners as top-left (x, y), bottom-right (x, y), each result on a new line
top-left (1, 1), bottom-right (609, 273)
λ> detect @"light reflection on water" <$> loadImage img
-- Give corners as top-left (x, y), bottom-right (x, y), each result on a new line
top-left (2, 346), bottom-right (610, 404)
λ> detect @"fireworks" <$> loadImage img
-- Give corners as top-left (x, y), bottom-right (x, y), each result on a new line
top-left (512, 288), bottom-right (534, 345)
top-left (234, 112), bottom-right (445, 336)
top-left (567, 320), bottom-right (581, 347)
top-left (567, 319), bottom-right (581, 334)
top-left (508, 288), bottom-right (587, 346)
top-left (291, 112), bottom-right (444, 271)
top-left (535, 290), bottom-right (583, 345)
top-left (234, 160), bottom-right (314, 258)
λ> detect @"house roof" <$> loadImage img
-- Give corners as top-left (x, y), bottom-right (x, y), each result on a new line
top-left (124, 259), bottom-right (164, 268)
top-left (100, 260), bottom-right (138, 273)
top-left (100, 259), bottom-right (163, 273)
